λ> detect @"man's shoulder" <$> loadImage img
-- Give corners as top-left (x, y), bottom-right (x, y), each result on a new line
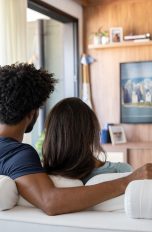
top-left (11, 142), bottom-right (39, 159)
top-left (0, 138), bottom-right (36, 153)
top-left (0, 137), bottom-right (43, 179)
top-left (0, 137), bottom-right (38, 159)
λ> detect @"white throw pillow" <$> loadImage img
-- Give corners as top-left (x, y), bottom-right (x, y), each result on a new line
top-left (18, 175), bottom-right (83, 207)
top-left (85, 172), bottom-right (131, 212)
top-left (0, 175), bottom-right (18, 211)
top-left (125, 180), bottom-right (152, 219)
top-left (49, 175), bottom-right (84, 187)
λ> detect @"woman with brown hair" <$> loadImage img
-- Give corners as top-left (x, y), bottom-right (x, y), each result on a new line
top-left (42, 97), bottom-right (132, 184)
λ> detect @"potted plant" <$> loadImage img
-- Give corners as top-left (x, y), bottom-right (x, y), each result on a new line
top-left (101, 30), bottom-right (109, 44)
top-left (90, 27), bottom-right (102, 45)
top-left (90, 27), bottom-right (109, 45)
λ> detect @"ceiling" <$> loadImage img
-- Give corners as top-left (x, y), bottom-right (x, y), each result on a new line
top-left (72, 0), bottom-right (105, 7)
top-left (72, 0), bottom-right (88, 6)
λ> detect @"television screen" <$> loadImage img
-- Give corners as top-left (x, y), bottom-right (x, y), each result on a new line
top-left (120, 60), bottom-right (152, 123)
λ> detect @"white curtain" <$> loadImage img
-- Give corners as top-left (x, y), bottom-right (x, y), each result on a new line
top-left (0, 0), bottom-right (31, 144)
top-left (0, 0), bottom-right (27, 65)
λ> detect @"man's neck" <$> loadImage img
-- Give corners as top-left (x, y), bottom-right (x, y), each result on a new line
top-left (0, 123), bottom-right (25, 142)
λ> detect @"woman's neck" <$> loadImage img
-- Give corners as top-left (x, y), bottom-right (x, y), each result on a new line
top-left (94, 158), bottom-right (104, 168)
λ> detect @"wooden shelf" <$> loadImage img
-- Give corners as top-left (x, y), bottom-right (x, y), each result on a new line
top-left (102, 142), bottom-right (152, 169)
top-left (88, 41), bottom-right (152, 49)
top-left (102, 142), bottom-right (152, 151)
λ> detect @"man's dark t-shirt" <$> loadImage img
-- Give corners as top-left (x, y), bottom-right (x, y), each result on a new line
top-left (0, 137), bottom-right (44, 179)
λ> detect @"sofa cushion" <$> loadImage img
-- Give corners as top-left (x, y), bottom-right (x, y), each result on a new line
top-left (49, 175), bottom-right (84, 187)
top-left (0, 175), bottom-right (18, 211)
top-left (17, 175), bottom-right (83, 207)
top-left (125, 180), bottom-right (152, 219)
top-left (85, 172), bottom-right (131, 211)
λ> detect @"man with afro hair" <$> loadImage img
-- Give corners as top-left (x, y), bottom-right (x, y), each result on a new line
top-left (0, 63), bottom-right (152, 216)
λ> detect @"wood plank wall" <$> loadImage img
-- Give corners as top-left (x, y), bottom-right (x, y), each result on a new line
top-left (84, 0), bottom-right (152, 142)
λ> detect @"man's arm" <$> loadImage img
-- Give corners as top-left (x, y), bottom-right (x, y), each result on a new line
top-left (15, 163), bottom-right (152, 216)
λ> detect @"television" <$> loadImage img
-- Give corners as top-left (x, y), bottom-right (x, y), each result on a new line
top-left (120, 60), bottom-right (152, 123)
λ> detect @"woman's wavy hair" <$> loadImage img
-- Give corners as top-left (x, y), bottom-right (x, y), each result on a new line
top-left (0, 63), bottom-right (56, 124)
top-left (42, 97), bottom-right (105, 179)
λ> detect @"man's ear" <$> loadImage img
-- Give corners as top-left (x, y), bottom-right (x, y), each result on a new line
top-left (26, 109), bottom-right (38, 122)
top-left (27, 110), bottom-right (35, 121)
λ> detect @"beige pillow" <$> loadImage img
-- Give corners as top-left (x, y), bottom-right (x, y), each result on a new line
top-left (0, 175), bottom-right (18, 211)
top-left (85, 172), bottom-right (131, 212)
top-left (0, 174), bottom-right (83, 209)
top-left (18, 175), bottom-right (83, 207)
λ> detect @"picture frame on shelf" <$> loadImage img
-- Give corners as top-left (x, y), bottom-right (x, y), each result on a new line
top-left (109, 27), bottom-right (123, 43)
top-left (109, 125), bottom-right (127, 145)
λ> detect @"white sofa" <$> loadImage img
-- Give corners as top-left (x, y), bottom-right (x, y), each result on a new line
top-left (0, 174), bottom-right (152, 232)
top-left (1, 206), bottom-right (152, 232)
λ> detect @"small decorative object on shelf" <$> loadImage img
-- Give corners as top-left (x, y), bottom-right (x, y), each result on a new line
top-left (124, 33), bottom-right (151, 42)
top-left (109, 27), bottom-right (123, 43)
top-left (100, 123), bottom-right (111, 144)
top-left (101, 30), bottom-right (109, 45)
top-left (109, 125), bottom-right (127, 145)
top-left (90, 26), bottom-right (109, 45)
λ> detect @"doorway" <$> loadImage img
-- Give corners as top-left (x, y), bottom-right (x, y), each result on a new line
top-left (25, 1), bottom-right (79, 147)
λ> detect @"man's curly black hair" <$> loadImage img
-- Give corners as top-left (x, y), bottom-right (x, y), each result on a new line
top-left (0, 63), bottom-right (56, 125)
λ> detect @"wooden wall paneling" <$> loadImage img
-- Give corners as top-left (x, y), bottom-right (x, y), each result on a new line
top-left (84, 0), bottom-right (152, 137)
top-left (128, 149), bottom-right (152, 170)
top-left (90, 48), bottom-right (120, 126)
top-left (90, 44), bottom-right (152, 130)
top-left (84, 0), bottom-right (152, 48)
top-left (84, 0), bottom-right (152, 167)
top-left (84, 0), bottom-right (152, 37)
top-left (123, 124), bottom-right (152, 142)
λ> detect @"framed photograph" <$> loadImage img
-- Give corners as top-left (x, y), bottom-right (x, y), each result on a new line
top-left (120, 60), bottom-right (152, 123)
top-left (109, 125), bottom-right (127, 145)
top-left (110, 27), bottom-right (123, 43)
